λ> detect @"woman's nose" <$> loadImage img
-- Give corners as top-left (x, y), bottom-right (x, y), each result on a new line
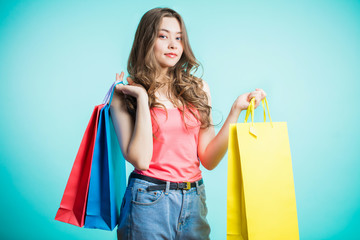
top-left (168, 39), bottom-right (177, 49)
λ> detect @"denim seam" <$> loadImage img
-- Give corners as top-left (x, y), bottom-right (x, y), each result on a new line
top-left (128, 187), bottom-right (133, 240)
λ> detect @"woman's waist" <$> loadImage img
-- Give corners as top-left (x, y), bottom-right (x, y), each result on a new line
top-left (134, 165), bottom-right (202, 183)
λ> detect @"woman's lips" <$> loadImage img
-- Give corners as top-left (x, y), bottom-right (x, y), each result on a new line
top-left (165, 53), bottom-right (177, 58)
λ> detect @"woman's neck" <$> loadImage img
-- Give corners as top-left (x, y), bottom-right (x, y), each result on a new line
top-left (153, 68), bottom-right (182, 108)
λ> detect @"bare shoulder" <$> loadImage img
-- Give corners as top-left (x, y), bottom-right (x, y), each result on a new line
top-left (198, 78), bottom-right (211, 96)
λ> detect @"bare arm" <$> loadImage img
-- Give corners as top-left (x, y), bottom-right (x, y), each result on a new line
top-left (110, 72), bottom-right (153, 170)
top-left (197, 80), bottom-right (266, 170)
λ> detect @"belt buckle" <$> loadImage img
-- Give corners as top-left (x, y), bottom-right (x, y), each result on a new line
top-left (183, 182), bottom-right (191, 190)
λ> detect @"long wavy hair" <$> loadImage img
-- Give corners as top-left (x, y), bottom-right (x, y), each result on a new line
top-left (125, 7), bottom-right (211, 129)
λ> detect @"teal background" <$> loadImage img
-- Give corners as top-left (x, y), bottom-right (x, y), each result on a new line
top-left (1, 0), bottom-right (359, 239)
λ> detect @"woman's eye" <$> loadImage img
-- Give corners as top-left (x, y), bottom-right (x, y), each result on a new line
top-left (176, 37), bottom-right (182, 40)
top-left (159, 35), bottom-right (167, 39)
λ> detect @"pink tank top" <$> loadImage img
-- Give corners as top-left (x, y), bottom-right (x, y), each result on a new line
top-left (135, 106), bottom-right (202, 182)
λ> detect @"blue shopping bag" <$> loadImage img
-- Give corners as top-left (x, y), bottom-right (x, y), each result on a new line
top-left (105, 104), bottom-right (126, 227)
top-left (84, 81), bottom-right (126, 231)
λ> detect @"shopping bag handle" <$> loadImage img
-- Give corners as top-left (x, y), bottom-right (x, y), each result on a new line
top-left (103, 81), bottom-right (124, 105)
top-left (244, 97), bottom-right (273, 126)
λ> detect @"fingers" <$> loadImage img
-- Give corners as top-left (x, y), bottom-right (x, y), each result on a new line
top-left (115, 84), bottom-right (133, 96)
top-left (115, 82), bottom-right (125, 92)
top-left (115, 71), bottom-right (135, 85)
top-left (255, 88), bottom-right (267, 98)
top-left (127, 77), bottom-right (134, 85)
top-left (247, 93), bottom-right (252, 102)
top-left (241, 89), bottom-right (266, 110)
top-left (247, 92), bottom-right (258, 102)
top-left (116, 71), bottom-right (125, 83)
top-left (247, 91), bottom-right (262, 108)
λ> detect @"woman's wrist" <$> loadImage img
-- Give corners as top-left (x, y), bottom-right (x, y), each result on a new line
top-left (230, 101), bottom-right (243, 120)
top-left (232, 96), bottom-right (247, 112)
top-left (137, 93), bottom-right (149, 107)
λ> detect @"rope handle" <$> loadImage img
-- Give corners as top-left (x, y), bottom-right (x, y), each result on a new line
top-left (243, 97), bottom-right (273, 137)
top-left (103, 81), bottom-right (124, 106)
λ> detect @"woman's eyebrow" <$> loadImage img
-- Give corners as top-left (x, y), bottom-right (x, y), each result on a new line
top-left (159, 29), bottom-right (182, 34)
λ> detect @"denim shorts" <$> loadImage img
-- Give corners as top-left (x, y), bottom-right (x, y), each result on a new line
top-left (117, 176), bottom-right (211, 240)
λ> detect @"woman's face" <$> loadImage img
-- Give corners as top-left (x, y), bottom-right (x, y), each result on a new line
top-left (153, 17), bottom-right (183, 71)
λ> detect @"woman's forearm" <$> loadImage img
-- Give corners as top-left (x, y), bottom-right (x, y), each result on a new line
top-left (126, 95), bottom-right (153, 170)
top-left (201, 105), bottom-right (242, 170)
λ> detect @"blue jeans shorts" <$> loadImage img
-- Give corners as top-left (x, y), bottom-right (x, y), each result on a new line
top-left (117, 175), bottom-right (211, 240)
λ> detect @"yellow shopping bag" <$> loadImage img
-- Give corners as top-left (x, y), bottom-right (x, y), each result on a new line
top-left (227, 98), bottom-right (299, 240)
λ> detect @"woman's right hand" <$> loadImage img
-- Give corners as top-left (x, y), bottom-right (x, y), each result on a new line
top-left (114, 71), bottom-right (148, 99)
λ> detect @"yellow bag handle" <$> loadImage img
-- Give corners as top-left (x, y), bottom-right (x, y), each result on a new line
top-left (262, 97), bottom-right (273, 125)
top-left (244, 97), bottom-right (273, 137)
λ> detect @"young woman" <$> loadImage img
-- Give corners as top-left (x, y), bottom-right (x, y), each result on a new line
top-left (110, 7), bottom-right (266, 240)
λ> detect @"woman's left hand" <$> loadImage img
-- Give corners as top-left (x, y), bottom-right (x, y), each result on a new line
top-left (233, 88), bottom-right (267, 111)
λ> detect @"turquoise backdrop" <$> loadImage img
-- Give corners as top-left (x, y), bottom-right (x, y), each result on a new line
top-left (1, 0), bottom-right (359, 239)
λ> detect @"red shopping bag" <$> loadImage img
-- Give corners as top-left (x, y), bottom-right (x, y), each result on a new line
top-left (55, 104), bottom-right (104, 227)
